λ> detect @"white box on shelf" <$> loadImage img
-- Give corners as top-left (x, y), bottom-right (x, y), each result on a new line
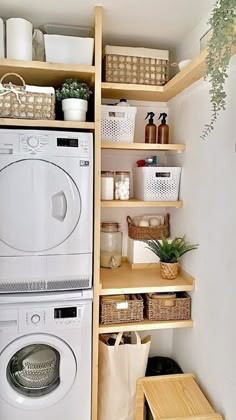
top-left (133, 167), bottom-right (181, 201)
top-left (101, 105), bottom-right (137, 143)
top-left (44, 34), bottom-right (94, 65)
top-left (127, 237), bottom-right (160, 264)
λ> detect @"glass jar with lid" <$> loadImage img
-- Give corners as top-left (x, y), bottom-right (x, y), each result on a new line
top-left (100, 222), bottom-right (123, 268)
top-left (101, 171), bottom-right (114, 200)
top-left (114, 171), bottom-right (130, 200)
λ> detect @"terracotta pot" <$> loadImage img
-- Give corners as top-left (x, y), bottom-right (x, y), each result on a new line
top-left (160, 262), bottom-right (179, 280)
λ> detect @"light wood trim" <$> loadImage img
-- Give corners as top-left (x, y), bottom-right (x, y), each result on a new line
top-left (0, 58), bottom-right (95, 86)
top-left (92, 6), bottom-right (103, 420)
top-left (0, 118), bottom-right (95, 129)
top-left (100, 262), bottom-right (195, 295)
top-left (135, 381), bottom-right (146, 420)
top-left (102, 81), bottom-right (165, 102)
top-left (101, 199), bottom-right (183, 208)
top-left (162, 415), bottom-right (223, 420)
top-left (101, 142), bottom-right (186, 151)
top-left (139, 373), bottom-right (196, 382)
top-left (98, 319), bottom-right (193, 333)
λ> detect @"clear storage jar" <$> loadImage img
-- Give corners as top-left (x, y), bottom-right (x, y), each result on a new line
top-left (100, 222), bottom-right (123, 268)
top-left (101, 171), bottom-right (114, 200)
top-left (114, 171), bottom-right (130, 200)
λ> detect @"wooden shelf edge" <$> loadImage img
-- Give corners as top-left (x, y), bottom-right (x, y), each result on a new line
top-left (0, 58), bottom-right (95, 74)
top-left (101, 142), bottom-right (186, 151)
top-left (0, 118), bottom-right (95, 129)
top-left (99, 281), bottom-right (195, 296)
top-left (101, 199), bottom-right (183, 208)
top-left (99, 319), bottom-right (193, 333)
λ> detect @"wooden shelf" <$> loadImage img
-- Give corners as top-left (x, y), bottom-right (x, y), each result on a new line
top-left (0, 58), bottom-right (95, 87)
top-left (0, 118), bottom-right (95, 129)
top-left (100, 262), bottom-right (195, 295)
top-left (101, 199), bottom-right (183, 208)
top-left (102, 47), bottom-right (236, 102)
top-left (99, 319), bottom-right (193, 333)
top-left (101, 142), bottom-right (186, 151)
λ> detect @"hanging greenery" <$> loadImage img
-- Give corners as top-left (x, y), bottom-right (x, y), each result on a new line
top-left (201, 0), bottom-right (236, 140)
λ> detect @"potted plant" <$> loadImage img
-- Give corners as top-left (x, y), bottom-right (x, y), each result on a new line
top-left (144, 237), bottom-right (198, 280)
top-left (201, 0), bottom-right (236, 139)
top-left (56, 79), bottom-right (92, 122)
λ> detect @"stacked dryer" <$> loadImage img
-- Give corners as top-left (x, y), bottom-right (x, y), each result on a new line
top-left (0, 129), bottom-right (94, 420)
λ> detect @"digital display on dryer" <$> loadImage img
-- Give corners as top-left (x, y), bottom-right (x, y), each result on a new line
top-left (57, 138), bottom-right (78, 147)
top-left (54, 307), bottom-right (77, 318)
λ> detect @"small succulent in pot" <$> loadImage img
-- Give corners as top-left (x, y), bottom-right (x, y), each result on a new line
top-left (144, 237), bottom-right (198, 280)
top-left (56, 79), bottom-right (92, 122)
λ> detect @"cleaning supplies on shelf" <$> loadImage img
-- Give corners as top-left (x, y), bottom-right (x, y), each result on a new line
top-left (145, 112), bottom-right (157, 144)
top-left (115, 98), bottom-right (129, 117)
top-left (157, 113), bottom-right (169, 144)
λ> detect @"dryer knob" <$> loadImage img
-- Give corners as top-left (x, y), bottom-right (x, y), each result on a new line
top-left (28, 137), bottom-right (39, 148)
top-left (31, 314), bottom-right (40, 324)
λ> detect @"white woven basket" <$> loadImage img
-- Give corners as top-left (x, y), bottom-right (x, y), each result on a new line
top-left (101, 105), bottom-right (137, 143)
top-left (133, 167), bottom-right (182, 201)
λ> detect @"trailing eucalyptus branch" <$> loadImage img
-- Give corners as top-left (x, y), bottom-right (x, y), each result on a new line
top-left (201, 0), bottom-right (236, 140)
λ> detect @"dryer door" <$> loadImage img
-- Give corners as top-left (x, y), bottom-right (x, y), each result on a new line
top-left (0, 159), bottom-right (81, 252)
top-left (0, 334), bottom-right (76, 410)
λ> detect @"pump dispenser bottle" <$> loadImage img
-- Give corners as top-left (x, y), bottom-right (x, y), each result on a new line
top-left (145, 112), bottom-right (157, 144)
top-left (157, 113), bottom-right (169, 144)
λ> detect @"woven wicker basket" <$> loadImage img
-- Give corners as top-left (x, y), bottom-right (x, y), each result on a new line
top-left (103, 45), bottom-right (169, 86)
top-left (100, 295), bottom-right (144, 324)
top-left (145, 292), bottom-right (191, 321)
top-left (0, 73), bottom-right (55, 120)
top-left (160, 262), bottom-right (179, 280)
top-left (127, 214), bottom-right (170, 240)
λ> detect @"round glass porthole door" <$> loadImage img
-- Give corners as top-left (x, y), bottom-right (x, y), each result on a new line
top-left (7, 344), bottom-right (60, 397)
top-left (0, 334), bottom-right (77, 410)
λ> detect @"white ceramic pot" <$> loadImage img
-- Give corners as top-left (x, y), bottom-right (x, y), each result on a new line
top-left (62, 98), bottom-right (88, 121)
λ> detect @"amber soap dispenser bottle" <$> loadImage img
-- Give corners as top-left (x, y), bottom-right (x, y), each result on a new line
top-left (157, 113), bottom-right (169, 144)
top-left (145, 112), bottom-right (157, 144)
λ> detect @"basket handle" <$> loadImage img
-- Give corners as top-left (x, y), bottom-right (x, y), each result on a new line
top-left (163, 298), bottom-right (176, 307)
top-left (0, 72), bottom-right (26, 88)
top-left (114, 331), bottom-right (141, 348)
top-left (126, 215), bottom-right (133, 225)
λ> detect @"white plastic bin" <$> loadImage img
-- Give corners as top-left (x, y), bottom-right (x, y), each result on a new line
top-left (44, 34), bottom-right (94, 65)
top-left (101, 105), bottom-right (137, 143)
top-left (133, 167), bottom-right (181, 201)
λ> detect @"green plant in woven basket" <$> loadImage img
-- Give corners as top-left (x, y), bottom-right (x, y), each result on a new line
top-left (144, 237), bottom-right (198, 263)
top-left (56, 79), bottom-right (92, 101)
top-left (201, 0), bottom-right (236, 139)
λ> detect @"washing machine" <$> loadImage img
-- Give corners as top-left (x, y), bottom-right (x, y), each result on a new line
top-left (0, 290), bottom-right (92, 420)
top-left (0, 129), bottom-right (93, 293)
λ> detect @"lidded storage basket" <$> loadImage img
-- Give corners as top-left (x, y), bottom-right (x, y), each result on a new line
top-left (0, 73), bottom-right (55, 120)
top-left (133, 167), bottom-right (181, 201)
top-left (145, 292), bottom-right (191, 321)
top-left (101, 105), bottom-right (137, 143)
top-left (100, 295), bottom-right (144, 324)
top-left (103, 45), bottom-right (169, 85)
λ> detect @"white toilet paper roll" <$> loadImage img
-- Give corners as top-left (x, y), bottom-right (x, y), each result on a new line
top-left (6, 18), bottom-right (32, 60)
top-left (0, 18), bottom-right (4, 58)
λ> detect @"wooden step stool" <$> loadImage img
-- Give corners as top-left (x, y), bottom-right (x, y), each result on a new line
top-left (135, 373), bottom-right (223, 420)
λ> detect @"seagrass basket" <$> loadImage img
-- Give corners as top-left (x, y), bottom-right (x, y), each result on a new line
top-left (0, 73), bottom-right (55, 120)
top-left (100, 295), bottom-right (144, 324)
top-left (145, 292), bottom-right (191, 321)
top-left (127, 214), bottom-right (170, 240)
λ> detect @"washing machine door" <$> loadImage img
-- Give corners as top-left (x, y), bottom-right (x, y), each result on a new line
top-left (0, 159), bottom-right (81, 252)
top-left (0, 334), bottom-right (77, 410)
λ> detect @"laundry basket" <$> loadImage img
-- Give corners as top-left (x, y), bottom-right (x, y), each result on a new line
top-left (133, 167), bottom-right (182, 201)
top-left (101, 105), bottom-right (137, 143)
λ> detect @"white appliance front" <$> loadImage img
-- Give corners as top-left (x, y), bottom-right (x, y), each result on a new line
top-left (0, 129), bottom-right (93, 293)
top-left (0, 290), bottom-right (92, 420)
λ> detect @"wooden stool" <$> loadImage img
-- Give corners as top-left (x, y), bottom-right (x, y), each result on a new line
top-left (135, 373), bottom-right (223, 420)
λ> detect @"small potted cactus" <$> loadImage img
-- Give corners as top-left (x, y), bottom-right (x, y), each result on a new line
top-left (56, 79), bottom-right (92, 122)
top-left (144, 236), bottom-right (198, 280)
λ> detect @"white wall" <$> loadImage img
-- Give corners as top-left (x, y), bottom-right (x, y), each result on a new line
top-left (168, 56), bottom-right (236, 420)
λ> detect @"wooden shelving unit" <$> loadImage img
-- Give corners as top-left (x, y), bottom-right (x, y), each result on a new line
top-left (0, 118), bottom-right (95, 129)
top-left (101, 142), bottom-right (186, 151)
top-left (101, 199), bottom-right (183, 208)
top-left (99, 319), bottom-right (193, 334)
top-left (100, 262), bottom-right (195, 295)
top-left (0, 58), bottom-right (95, 86)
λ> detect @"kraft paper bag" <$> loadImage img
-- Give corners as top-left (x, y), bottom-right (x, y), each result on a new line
top-left (98, 331), bottom-right (151, 420)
